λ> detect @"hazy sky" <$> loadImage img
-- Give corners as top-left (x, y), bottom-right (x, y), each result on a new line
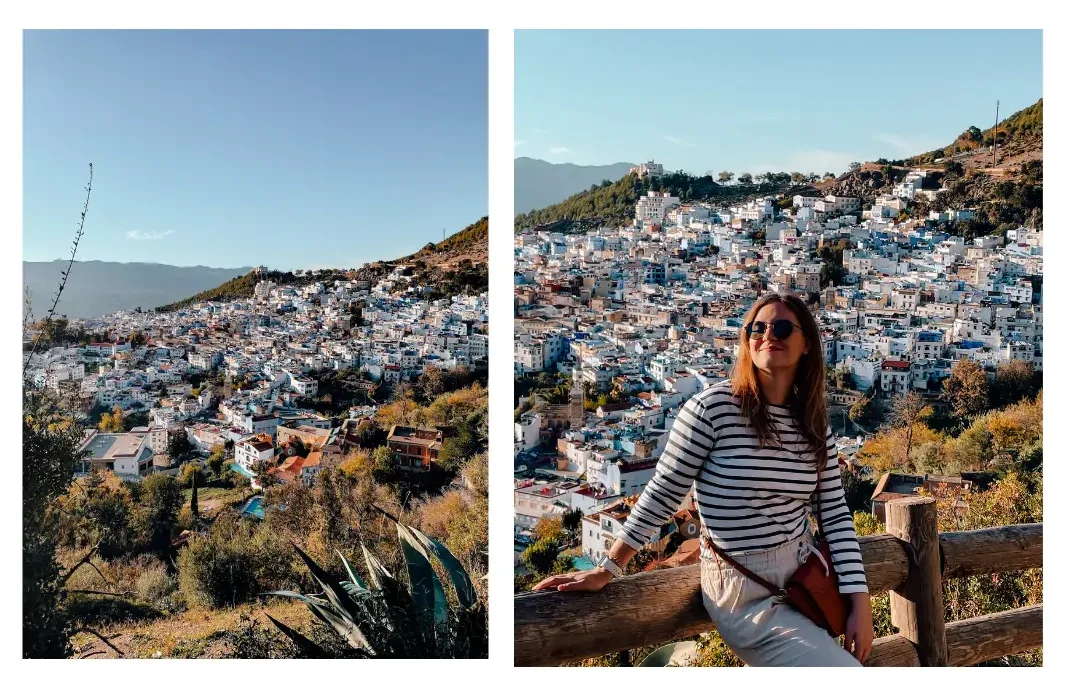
top-left (24, 30), bottom-right (488, 269)
top-left (515, 30), bottom-right (1042, 176)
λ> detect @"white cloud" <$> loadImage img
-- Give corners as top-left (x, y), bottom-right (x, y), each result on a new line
top-left (661, 134), bottom-right (695, 147)
top-left (125, 229), bottom-right (175, 241)
top-left (752, 150), bottom-right (861, 177)
top-left (548, 145), bottom-right (572, 155)
top-left (874, 132), bottom-right (940, 157)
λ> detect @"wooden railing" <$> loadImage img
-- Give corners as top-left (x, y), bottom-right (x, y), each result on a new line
top-left (515, 497), bottom-right (1042, 666)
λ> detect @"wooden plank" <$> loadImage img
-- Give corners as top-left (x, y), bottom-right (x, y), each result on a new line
top-left (865, 634), bottom-right (920, 667)
top-left (515, 534), bottom-right (909, 666)
top-left (940, 524), bottom-right (1042, 580)
top-left (887, 497), bottom-right (948, 666)
top-left (946, 604), bottom-right (1043, 666)
top-left (515, 564), bottom-right (710, 667)
top-left (860, 534), bottom-right (910, 594)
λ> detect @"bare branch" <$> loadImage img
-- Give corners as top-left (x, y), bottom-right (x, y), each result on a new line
top-left (72, 626), bottom-right (125, 658)
top-left (59, 542), bottom-right (100, 585)
top-left (66, 589), bottom-right (134, 598)
top-left (24, 162), bottom-right (93, 374)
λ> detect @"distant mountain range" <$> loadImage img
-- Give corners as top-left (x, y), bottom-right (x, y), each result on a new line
top-left (23, 261), bottom-right (252, 320)
top-left (515, 158), bottom-right (635, 214)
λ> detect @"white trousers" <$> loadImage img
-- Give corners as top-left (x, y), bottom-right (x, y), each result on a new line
top-left (699, 530), bottom-right (862, 667)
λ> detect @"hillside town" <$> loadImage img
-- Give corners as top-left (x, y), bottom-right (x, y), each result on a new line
top-left (513, 160), bottom-right (1043, 575)
top-left (24, 265), bottom-right (489, 491)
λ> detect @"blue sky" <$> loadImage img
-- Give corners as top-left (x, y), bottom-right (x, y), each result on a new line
top-left (24, 30), bottom-right (488, 269)
top-left (516, 30), bottom-right (1042, 177)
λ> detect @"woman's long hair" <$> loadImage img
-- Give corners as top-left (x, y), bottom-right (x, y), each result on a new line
top-left (730, 293), bottom-right (829, 470)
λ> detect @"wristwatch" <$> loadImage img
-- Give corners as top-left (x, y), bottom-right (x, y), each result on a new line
top-left (597, 555), bottom-right (624, 578)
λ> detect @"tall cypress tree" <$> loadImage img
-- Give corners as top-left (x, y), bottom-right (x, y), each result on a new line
top-left (190, 475), bottom-right (199, 521)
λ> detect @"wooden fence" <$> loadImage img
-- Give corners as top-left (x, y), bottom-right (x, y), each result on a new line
top-left (515, 497), bottom-right (1042, 667)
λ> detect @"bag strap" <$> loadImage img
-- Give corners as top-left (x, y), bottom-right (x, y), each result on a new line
top-left (701, 463), bottom-right (825, 595)
top-left (700, 531), bottom-right (783, 596)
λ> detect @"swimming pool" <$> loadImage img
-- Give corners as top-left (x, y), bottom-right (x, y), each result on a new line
top-left (230, 463), bottom-right (255, 479)
top-left (239, 496), bottom-right (265, 519)
top-left (572, 556), bottom-right (596, 571)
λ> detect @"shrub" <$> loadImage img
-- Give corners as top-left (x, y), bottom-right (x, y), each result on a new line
top-left (136, 562), bottom-right (179, 609)
top-left (177, 515), bottom-right (260, 609)
top-left (177, 462), bottom-right (206, 487)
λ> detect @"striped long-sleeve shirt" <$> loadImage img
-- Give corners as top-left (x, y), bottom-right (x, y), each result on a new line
top-left (615, 381), bottom-right (868, 594)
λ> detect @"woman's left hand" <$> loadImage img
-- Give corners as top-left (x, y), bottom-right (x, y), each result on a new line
top-left (844, 592), bottom-right (874, 664)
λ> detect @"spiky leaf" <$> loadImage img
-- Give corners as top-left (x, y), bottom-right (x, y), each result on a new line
top-left (360, 542), bottom-right (395, 592)
top-left (409, 526), bottom-right (477, 608)
top-left (397, 523), bottom-right (438, 627)
top-left (337, 549), bottom-right (367, 589)
top-left (262, 590), bottom-right (329, 609)
top-left (291, 543), bottom-right (361, 621)
top-left (264, 613), bottom-right (330, 658)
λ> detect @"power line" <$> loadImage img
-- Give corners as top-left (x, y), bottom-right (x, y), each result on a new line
top-left (991, 100), bottom-right (1000, 168)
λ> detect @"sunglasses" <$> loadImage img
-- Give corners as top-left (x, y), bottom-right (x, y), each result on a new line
top-left (745, 319), bottom-right (802, 340)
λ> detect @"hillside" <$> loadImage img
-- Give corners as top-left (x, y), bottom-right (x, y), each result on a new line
top-left (391, 217), bottom-right (488, 298)
top-left (515, 158), bottom-right (635, 214)
top-left (815, 99), bottom-right (1044, 235)
top-left (904, 99), bottom-right (1042, 169)
top-left (155, 268), bottom-right (352, 312)
top-left (23, 261), bottom-right (251, 320)
top-left (395, 216), bottom-right (488, 268)
top-left (515, 172), bottom-right (790, 233)
top-left (156, 218), bottom-right (489, 312)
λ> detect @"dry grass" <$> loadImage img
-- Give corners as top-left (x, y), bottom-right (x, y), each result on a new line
top-left (71, 598), bottom-right (313, 659)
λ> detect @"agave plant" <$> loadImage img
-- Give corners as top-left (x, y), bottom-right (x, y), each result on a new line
top-left (264, 518), bottom-right (485, 658)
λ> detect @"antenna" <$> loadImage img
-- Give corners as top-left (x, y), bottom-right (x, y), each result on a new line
top-left (991, 100), bottom-right (1000, 168)
top-left (442, 228), bottom-right (446, 242)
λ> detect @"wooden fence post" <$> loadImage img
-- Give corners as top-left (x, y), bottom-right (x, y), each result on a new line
top-left (886, 496), bottom-right (948, 666)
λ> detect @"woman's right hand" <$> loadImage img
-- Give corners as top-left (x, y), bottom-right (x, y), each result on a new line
top-left (533, 567), bottom-right (614, 593)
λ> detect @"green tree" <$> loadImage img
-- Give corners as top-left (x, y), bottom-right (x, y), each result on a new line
top-left (136, 473), bottom-right (183, 557)
top-left (371, 445), bottom-right (395, 481)
top-left (737, 172), bottom-right (753, 185)
top-left (990, 360), bottom-right (1041, 409)
top-left (418, 364), bottom-right (446, 404)
top-left (890, 392), bottom-right (931, 465)
top-left (943, 359), bottom-right (990, 423)
top-left (23, 385), bottom-right (83, 657)
top-left (944, 159), bottom-right (965, 180)
top-left (178, 515), bottom-right (262, 609)
top-left (190, 475), bottom-right (200, 520)
top-left (206, 444), bottom-right (227, 477)
top-left (849, 397), bottom-right (869, 424)
top-left (522, 537), bottom-right (562, 576)
top-left (716, 170), bottom-right (733, 185)
top-left (98, 405), bottom-right (125, 432)
top-left (562, 508), bottom-right (583, 533)
top-left (178, 461), bottom-right (206, 487)
top-left (168, 431), bottom-right (195, 463)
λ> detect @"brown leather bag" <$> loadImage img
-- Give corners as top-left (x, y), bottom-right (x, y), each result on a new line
top-left (701, 469), bottom-right (850, 638)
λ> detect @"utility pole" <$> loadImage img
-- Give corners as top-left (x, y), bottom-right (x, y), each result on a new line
top-left (991, 100), bottom-right (1000, 167)
top-left (442, 228), bottom-right (446, 242)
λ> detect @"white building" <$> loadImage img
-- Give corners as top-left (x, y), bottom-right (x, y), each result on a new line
top-left (79, 432), bottom-right (154, 481)
top-left (635, 191), bottom-right (681, 226)
top-left (236, 434), bottom-right (276, 471)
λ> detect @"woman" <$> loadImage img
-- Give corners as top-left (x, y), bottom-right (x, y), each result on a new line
top-left (534, 293), bottom-right (874, 666)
